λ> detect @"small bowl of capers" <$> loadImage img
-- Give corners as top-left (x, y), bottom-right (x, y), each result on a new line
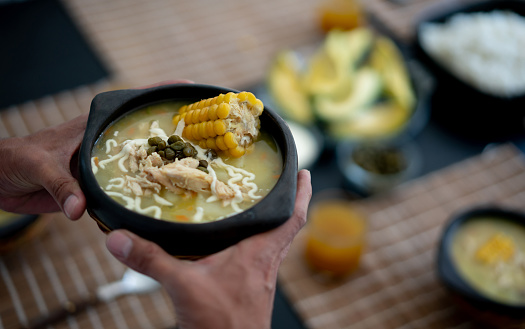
top-left (336, 140), bottom-right (422, 195)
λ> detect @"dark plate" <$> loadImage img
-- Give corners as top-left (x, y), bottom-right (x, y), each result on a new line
top-left (437, 206), bottom-right (525, 325)
top-left (78, 84), bottom-right (298, 257)
top-left (414, 0), bottom-right (525, 142)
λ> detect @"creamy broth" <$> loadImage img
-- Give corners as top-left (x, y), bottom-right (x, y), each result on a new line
top-left (452, 218), bottom-right (525, 305)
top-left (91, 101), bottom-right (282, 223)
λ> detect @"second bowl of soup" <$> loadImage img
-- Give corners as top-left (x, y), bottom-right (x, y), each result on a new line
top-left (79, 84), bottom-right (297, 257)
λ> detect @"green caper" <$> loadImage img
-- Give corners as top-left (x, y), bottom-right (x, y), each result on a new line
top-left (165, 148), bottom-right (176, 160)
top-left (170, 141), bottom-right (185, 151)
top-left (183, 147), bottom-right (193, 157)
top-left (158, 150), bottom-right (165, 158)
top-left (148, 136), bottom-right (163, 146)
top-left (168, 135), bottom-right (182, 144)
top-left (147, 146), bottom-right (157, 156)
top-left (197, 166), bottom-right (209, 174)
top-left (199, 160), bottom-right (208, 168)
top-left (157, 140), bottom-right (167, 150)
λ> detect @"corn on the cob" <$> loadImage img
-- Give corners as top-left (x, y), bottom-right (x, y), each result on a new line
top-left (476, 233), bottom-right (515, 265)
top-left (172, 92), bottom-right (264, 157)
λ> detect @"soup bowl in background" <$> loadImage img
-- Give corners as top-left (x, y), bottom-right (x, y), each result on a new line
top-left (437, 206), bottom-right (525, 327)
top-left (78, 84), bottom-right (298, 257)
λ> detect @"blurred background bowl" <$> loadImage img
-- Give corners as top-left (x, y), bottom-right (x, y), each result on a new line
top-left (0, 210), bottom-right (41, 253)
top-left (437, 206), bottom-right (525, 327)
top-left (336, 139), bottom-right (421, 195)
top-left (414, 0), bottom-right (525, 143)
top-left (79, 84), bottom-right (298, 257)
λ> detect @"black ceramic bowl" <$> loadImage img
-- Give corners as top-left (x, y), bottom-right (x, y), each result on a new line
top-left (437, 206), bottom-right (525, 327)
top-left (79, 84), bottom-right (298, 257)
top-left (414, 0), bottom-right (525, 142)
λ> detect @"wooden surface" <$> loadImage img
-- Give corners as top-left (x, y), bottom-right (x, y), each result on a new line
top-left (278, 144), bottom-right (525, 329)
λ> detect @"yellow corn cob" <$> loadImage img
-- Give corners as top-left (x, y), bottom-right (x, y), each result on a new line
top-left (475, 233), bottom-right (515, 265)
top-left (172, 91), bottom-right (264, 157)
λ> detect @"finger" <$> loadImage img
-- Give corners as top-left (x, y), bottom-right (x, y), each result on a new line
top-left (39, 163), bottom-right (86, 220)
top-left (106, 230), bottom-right (183, 284)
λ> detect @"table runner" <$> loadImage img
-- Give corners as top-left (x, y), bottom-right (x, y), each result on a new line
top-left (278, 143), bottom-right (525, 329)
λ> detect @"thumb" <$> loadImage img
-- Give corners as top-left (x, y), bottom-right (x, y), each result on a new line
top-left (106, 230), bottom-right (182, 283)
top-left (42, 165), bottom-right (86, 220)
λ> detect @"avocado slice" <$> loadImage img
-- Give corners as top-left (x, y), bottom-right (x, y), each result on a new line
top-left (329, 101), bottom-right (411, 139)
top-left (314, 68), bottom-right (382, 122)
top-left (267, 51), bottom-right (314, 124)
top-left (370, 37), bottom-right (415, 111)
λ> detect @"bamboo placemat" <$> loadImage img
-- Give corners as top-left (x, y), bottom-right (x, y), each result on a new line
top-left (278, 143), bottom-right (525, 329)
top-left (0, 212), bottom-right (177, 329)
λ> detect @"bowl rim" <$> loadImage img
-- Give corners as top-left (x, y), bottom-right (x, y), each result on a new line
top-left (0, 212), bottom-right (39, 240)
top-left (437, 205), bottom-right (525, 315)
top-left (78, 83), bottom-right (298, 256)
top-left (413, 0), bottom-right (525, 101)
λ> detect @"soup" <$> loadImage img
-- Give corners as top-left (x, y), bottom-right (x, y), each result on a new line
top-left (451, 217), bottom-right (525, 305)
top-left (91, 93), bottom-right (282, 223)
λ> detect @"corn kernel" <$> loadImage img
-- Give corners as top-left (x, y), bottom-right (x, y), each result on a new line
top-left (199, 107), bottom-right (209, 122)
top-left (238, 91), bottom-right (249, 102)
top-left (229, 146), bottom-right (246, 158)
top-left (194, 124), bottom-right (204, 140)
top-left (198, 99), bottom-right (206, 109)
top-left (247, 92), bottom-right (257, 105)
top-left (205, 98), bottom-right (212, 107)
top-left (217, 103), bottom-right (231, 119)
top-left (224, 92), bottom-right (236, 103)
top-left (172, 114), bottom-right (181, 126)
top-left (199, 122), bottom-right (209, 139)
top-left (216, 94), bottom-right (225, 104)
top-left (199, 140), bottom-right (207, 149)
top-left (224, 132), bottom-right (238, 149)
top-left (185, 111), bottom-right (193, 124)
top-left (184, 124), bottom-right (193, 140)
top-left (192, 109), bottom-right (201, 124)
top-left (179, 105), bottom-right (188, 114)
top-left (216, 135), bottom-right (228, 151)
top-left (214, 120), bottom-right (227, 136)
top-left (206, 121), bottom-right (216, 138)
top-left (206, 138), bottom-right (217, 150)
top-left (208, 104), bottom-right (218, 120)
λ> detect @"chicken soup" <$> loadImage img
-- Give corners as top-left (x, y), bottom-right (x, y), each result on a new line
top-left (451, 217), bottom-right (525, 305)
top-left (91, 92), bottom-right (282, 223)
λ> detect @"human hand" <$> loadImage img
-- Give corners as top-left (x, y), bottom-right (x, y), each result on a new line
top-left (0, 115), bottom-right (88, 219)
top-left (106, 169), bottom-right (312, 329)
top-left (0, 80), bottom-right (193, 220)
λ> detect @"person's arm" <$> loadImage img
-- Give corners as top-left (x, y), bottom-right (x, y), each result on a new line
top-left (106, 169), bottom-right (312, 329)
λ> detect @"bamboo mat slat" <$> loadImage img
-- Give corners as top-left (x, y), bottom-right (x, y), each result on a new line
top-left (278, 144), bottom-right (525, 329)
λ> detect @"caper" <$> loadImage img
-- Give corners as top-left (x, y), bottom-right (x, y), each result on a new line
top-left (199, 160), bottom-right (208, 168)
top-left (157, 140), bottom-right (167, 150)
top-left (183, 147), bottom-right (193, 157)
top-left (197, 166), bottom-right (209, 174)
top-left (148, 136), bottom-right (163, 146)
top-left (176, 151), bottom-right (185, 160)
top-left (147, 146), bottom-right (157, 156)
top-left (165, 148), bottom-right (176, 160)
top-left (170, 141), bottom-right (185, 151)
top-left (168, 135), bottom-right (182, 144)
top-left (158, 150), bottom-right (165, 158)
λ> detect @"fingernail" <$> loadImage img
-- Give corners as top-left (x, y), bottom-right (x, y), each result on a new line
top-left (106, 231), bottom-right (133, 259)
top-left (64, 195), bottom-right (79, 219)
